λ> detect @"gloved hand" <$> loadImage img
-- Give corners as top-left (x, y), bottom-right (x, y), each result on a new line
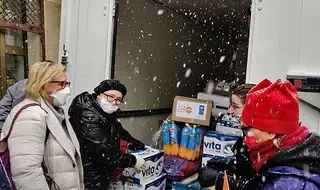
top-left (198, 166), bottom-right (219, 188)
top-left (134, 156), bottom-right (147, 170)
top-left (207, 158), bottom-right (231, 171)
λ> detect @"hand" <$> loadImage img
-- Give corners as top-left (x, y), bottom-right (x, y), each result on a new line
top-left (198, 166), bottom-right (219, 188)
top-left (206, 158), bottom-right (231, 171)
top-left (134, 156), bottom-right (147, 170)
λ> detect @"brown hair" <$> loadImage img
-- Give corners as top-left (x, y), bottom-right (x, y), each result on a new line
top-left (231, 83), bottom-right (255, 104)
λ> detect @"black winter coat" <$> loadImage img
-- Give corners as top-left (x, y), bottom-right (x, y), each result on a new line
top-left (204, 134), bottom-right (320, 190)
top-left (68, 92), bottom-right (145, 189)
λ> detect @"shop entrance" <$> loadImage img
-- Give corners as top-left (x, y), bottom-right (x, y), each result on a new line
top-left (0, 29), bottom-right (28, 97)
top-left (0, 0), bottom-right (45, 98)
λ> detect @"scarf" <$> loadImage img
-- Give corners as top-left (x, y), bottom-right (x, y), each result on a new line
top-left (245, 126), bottom-right (309, 172)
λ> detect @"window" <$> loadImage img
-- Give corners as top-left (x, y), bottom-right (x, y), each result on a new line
top-left (0, 0), bottom-right (44, 97)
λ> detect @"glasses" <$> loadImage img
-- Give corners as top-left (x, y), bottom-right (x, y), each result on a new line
top-left (103, 93), bottom-right (123, 105)
top-left (51, 81), bottom-right (70, 89)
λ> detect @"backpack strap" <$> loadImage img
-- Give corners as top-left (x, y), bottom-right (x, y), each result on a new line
top-left (2, 103), bottom-right (40, 142)
top-left (1, 103), bottom-right (59, 188)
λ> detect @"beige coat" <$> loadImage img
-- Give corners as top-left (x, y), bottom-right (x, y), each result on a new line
top-left (1, 98), bottom-right (84, 190)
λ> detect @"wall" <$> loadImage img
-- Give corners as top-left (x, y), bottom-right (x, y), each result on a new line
top-left (62, 0), bottom-right (249, 144)
top-left (44, 0), bottom-right (61, 64)
top-left (114, 0), bottom-right (246, 143)
top-left (61, 0), bottom-right (160, 143)
top-left (119, 114), bottom-right (168, 144)
top-left (63, 0), bottom-right (115, 100)
top-left (247, 0), bottom-right (320, 133)
top-left (115, 0), bottom-right (241, 111)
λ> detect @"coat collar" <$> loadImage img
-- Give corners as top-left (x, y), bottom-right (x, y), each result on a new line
top-left (39, 98), bottom-right (81, 163)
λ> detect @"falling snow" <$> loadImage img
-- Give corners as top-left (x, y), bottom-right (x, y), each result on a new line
top-left (232, 52), bottom-right (237, 60)
top-left (153, 76), bottom-right (157, 81)
top-left (220, 56), bottom-right (226, 63)
top-left (133, 67), bottom-right (140, 74)
top-left (176, 81), bottom-right (181, 88)
top-left (206, 81), bottom-right (214, 94)
top-left (185, 68), bottom-right (192, 78)
top-left (157, 9), bottom-right (164, 15)
top-left (56, 0), bottom-right (251, 133)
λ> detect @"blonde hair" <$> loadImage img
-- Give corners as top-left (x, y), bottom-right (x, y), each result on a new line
top-left (25, 61), bottom-right (66, 100)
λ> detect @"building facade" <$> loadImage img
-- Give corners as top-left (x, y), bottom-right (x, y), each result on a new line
top-left (0, 0), bottom-right (61, 97)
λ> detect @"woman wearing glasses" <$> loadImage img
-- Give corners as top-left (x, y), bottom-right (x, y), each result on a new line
top-left (68, 79), bottom-right (146, 189)
top-left (199, 83), bottom-right (256, 189)
top-left (1, 61), bottom-right (84, 190)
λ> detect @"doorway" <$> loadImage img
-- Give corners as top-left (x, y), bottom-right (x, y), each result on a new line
top-left (0, 28), bottom-right (28, 97)
top-left (0, 0), bottom-right (45, 98)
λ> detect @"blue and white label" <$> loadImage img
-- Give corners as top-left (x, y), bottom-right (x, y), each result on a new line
top-left (202, 131), bottom-right (238, 164)
top-left (136, 159), bottom-right (163, 178)
top-left (122, 147), bottom-right (164, 183)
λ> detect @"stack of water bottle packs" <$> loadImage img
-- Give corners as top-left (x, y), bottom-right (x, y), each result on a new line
top-left (160, 119), bottom-right (203, 183)
top-left (162, 119), bottom-right (204, 161)
top-left (201, 113), bottom-right (242, 167)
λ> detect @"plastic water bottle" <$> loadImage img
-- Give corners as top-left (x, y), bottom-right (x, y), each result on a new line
top-left (177, 124), bottom-right (182, 145)
top-left (170, 121), bottom-right (180, 156)
top-left (179, 123), bottom-right (191, 159)
top-left (162, 120), bottom-right (171, 155)
top-left (195, 127), bottom-right (203, 159)
top-left (186, 125), bottom-right (197, 161)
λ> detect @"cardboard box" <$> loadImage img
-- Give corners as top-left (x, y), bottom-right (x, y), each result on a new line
top-left (124, 174), bottom-right (166, 190)
top-left (122, 147), bottom-right (164, 183)
top-left (216, 123), bottom-right (243, 137)
top-left (172, 96), bottom-right (213, 126)
top-left (215, 114), bottom-right (243, 136)
top-left (197, 92), bottom-right (230, 116)
top-left (201, 131), bottom-right (239, 167)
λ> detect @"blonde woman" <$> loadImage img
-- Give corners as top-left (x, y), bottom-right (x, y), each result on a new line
top-left (1, 61), bottom-right (84, 190)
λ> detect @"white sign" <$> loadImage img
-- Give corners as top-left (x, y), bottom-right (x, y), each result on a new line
top-left (175, 100), bottom-right (207, 120)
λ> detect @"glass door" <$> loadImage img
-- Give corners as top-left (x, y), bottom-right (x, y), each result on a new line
top-left (0, 28), bottom-right (28, 98)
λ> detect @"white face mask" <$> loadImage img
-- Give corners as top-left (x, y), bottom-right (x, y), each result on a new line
top-left (51, 86), bottom-right (71, 107)
top-left (99, 96), bottom-right (119, 114)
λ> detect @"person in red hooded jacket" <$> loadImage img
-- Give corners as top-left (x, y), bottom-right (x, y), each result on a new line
top-left (238, 79), bottom-right (320, 190)
top-left (200, 79), bottom-right (320, 190)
